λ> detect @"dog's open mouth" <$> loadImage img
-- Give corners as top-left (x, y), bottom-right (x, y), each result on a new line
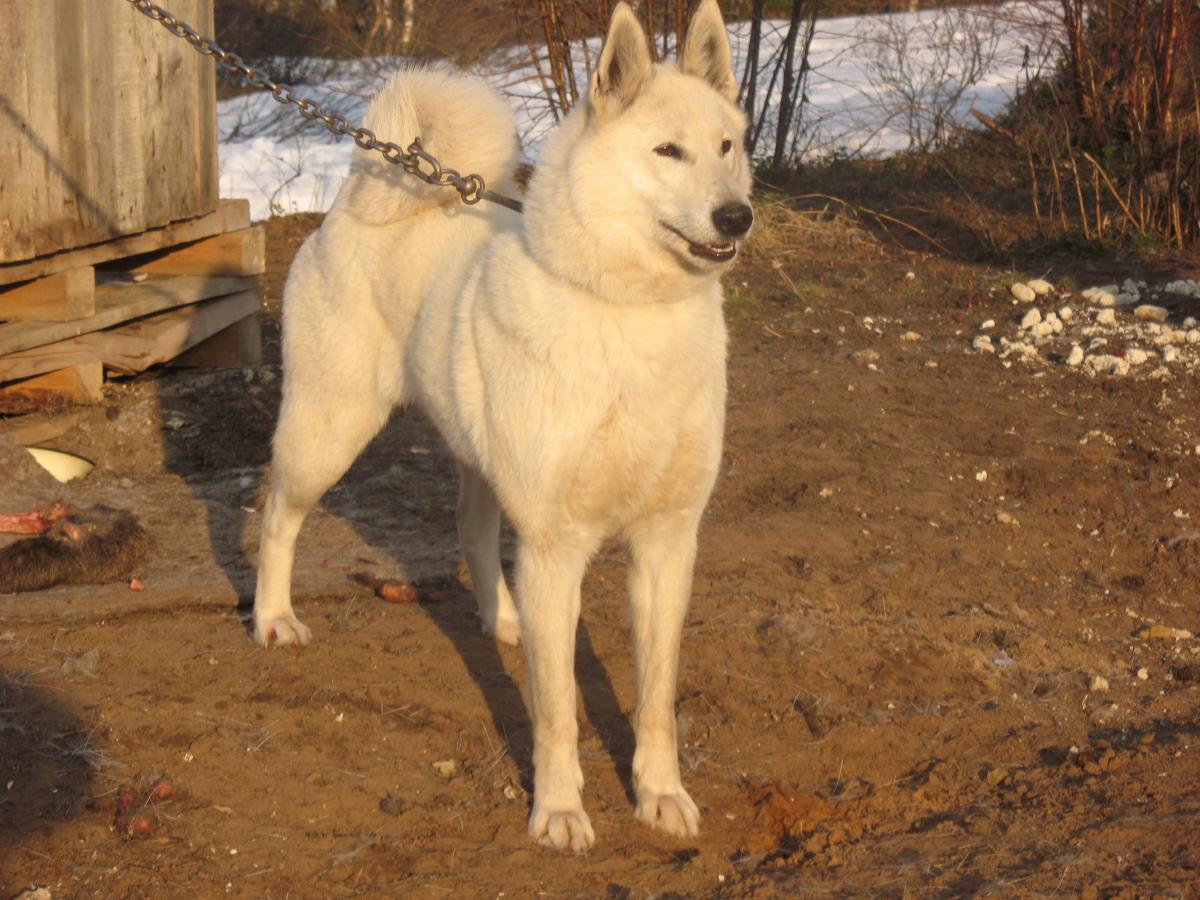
top-left (662, 223), bottom-right (737, 263)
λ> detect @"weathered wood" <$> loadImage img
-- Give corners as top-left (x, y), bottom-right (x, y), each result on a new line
top-left (0, 273), bottom-right (252, 359)
top-left (0, 268), bottom-right (95, 322)
top-left (0, 200), bottom-right (250, 289)
top-left (0, 363), bottom-right (104, 408)
top-left (172, 312), bottom-right (263, 368)
top-left (123, 227), bottom-right (267, 277)
top-left (93, 292), bottom-right (261, 375)
top-left (0, 410), bottom-right (83, 446)
top-left (0, 290), bottom-right (260, 382)
top-left (0, 1), bottom-right (217, 264)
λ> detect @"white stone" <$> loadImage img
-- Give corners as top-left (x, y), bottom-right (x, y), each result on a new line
top-left (1090, 675), bottom-right (1109, 692)
top-left (1031, 321), bottom-right (1054, 338)
top-left (1028, 278), bottom-right (1053, 295)
top-left (980, 319), bottom-right (995, 330)
top-left (975, 470), bottom-right (988, 482)
top-left (1011, 283), bottom-right (1036, 303)
top-left (1058, 306), bottom-right (1073, 322)
top-left (1020, 308), bottom-right (1042, 329)
top-left (1165, 279), bottom-right (1198, 297)
top-left (1163, 346), bottom-right (1179, 363)
top-left (1122, 278), bottom-right (1140, 295)
top-left (1126, 348), bottom-right (1148, 366)
top-left (1067, 345), bottom-right (1085, 366)
top-left (972, 335), bottom-right (994, 353)
top-left (1135, 304), bottom-right (1169, 322)
top-left (1115, 292), bottom-right (1139, 306)
top-left (1136, 667), bottom-right (1149, 681)
top-left (1094, 292), bottom-right (1116, 307)
top-left (1086, 354), bottom-right (1130, 376)
top-left (901, 331), bottom-right (922, 342)
top-left (1095, 308), bottom-right (1117, 326)
top-left (1187, 329), bottom-right (1200, 344)
top-left (1172, 329), bottom-right (1188, 344)
top-left (1184, 316), bottom-right (1198, 329)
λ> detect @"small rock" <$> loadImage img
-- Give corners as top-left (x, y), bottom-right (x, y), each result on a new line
top-left (1163, 346), bottom-right (1179, 363)
top-left (1136, 667), bottom-right (1149, 681)
top-left (1187, 329), bottom-right (1200, 344)
top-left (1011, 283), bottom-right (1036, 302)
top-left (980, 318), bottom-right (996, 330)
top-left (379, 793), bottom-right (404, 816)
top-left (432, 759), bottom-right (458, 778)
top-left (1115, 292), bottom-right (1139, 306)
top-left (1086, 354), bottom-right (1129, 376)
top-left (1066, 345), bottom-right (1084, 367)
top-left (1183, 316), bottom-right (1198, 328)
top-left (996, 511), bottom-right (1017, 525)
top-left (56, 648), bottom-right (100, 679)
top-left (986, 766), bottom-right (1010, 786)
top-left (1126, 348), bottom-right (1148, 366)
top-left (901, 331), bottom-right (922, 342)
top-left (975, 470), bottom-right (988, 482)
top-left (1136, 624), bottom-right (1194, 641)
top-left (851, 349), bottom-right (880, 364)
top-left (1020, 308), bottom-right (1042, 329)
top-left (1027, 278), bottom-right (1053, 295)
top-left (1031, 321), bottom-right (1054, 338)
top-left (1095, 308), bottom-right (1116, 326)
top-left (1094, 292), bottom-right (1116, 307)
top-left (972, 335), bottom-right (995, 353)
top-left (1135, 304), bottom-right (1169, 322)
top-left (1089, 675), bottom-right (1109, 693)
top-left (1058, 306), bottom-right (1073, 322)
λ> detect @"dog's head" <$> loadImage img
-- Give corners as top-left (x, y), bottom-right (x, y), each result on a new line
top-left (526, 1), bottom-right (752, 292)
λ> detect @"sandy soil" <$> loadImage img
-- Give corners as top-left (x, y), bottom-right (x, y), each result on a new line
top-left (2, 214), bottom-right (1199, 898)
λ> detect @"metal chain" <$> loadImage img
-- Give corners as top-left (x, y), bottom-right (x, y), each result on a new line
top-left (122, 0), bottom-right (524, 214)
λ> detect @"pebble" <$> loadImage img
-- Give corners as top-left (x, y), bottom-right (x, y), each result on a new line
top-left (1134, 304), bottom-right (1169, 322)
top-left (1094, 292), bottom-right (1116, 307)
top-left (1020, 308), bottom-right (1042, 329)
top-left (1031, 321), bottom-right (1054, 338)
top-left (1115, 292), bottom-right (1139, 306)
top-left (1184, 316), bottom-right (1198, 328)
top-left (1086, 354), bottom-right (1129, 376)
top-left (1136, 624), bottom-right (1194, 641)
top-left (1136, 667), bottom-right (1149, 680)
top-left (432, 759), bottom-right (458, 777)
top-left (1058, 306), bottom-right (1073, 322)
top-left (1126, 348), bottom-right (1148, 366)
top-left (1089, 675), bottom-right (1109, 692)
top-left (1027, 278), bottom-right (1053, 295)
top-left (901, 331), bottom-right (922, 342)
top-left (972, 335), bottom-right (995, 353)
top-left (851, 349), bottom-right (880, 364)
top-left (1188, 330), bottom-right (1200, 344)
top-left (1163, 346), bottom-right (1179, 363)
top-left (1011, 283), bottom-right (1036, 302)
top-left (1095, 308), bottom-right (1116, 326)
top-left (980, 319), bottom-right (996, 330)
top-left (1066, 345), bottom-right (1084, 366)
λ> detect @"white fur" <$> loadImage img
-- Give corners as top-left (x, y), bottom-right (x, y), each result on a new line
top-left (253, 0), bottom-right (751, 852)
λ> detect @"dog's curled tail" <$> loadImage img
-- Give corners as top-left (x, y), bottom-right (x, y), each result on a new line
top-left (336, 65), bottom-right (520, 224)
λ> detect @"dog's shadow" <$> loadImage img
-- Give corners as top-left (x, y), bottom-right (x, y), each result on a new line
top-left (307, 409), bottom-right (638, 806)
top-left (415, 583), bottom-right (637, 803)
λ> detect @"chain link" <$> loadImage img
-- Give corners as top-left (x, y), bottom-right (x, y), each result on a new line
top-left (122, 0), bottom-right (524, 213)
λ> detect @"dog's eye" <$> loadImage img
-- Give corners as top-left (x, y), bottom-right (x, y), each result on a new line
top-left (721, 139), bottom-right (733, 155)
top-left (653, 143), bottom-right (682, 159)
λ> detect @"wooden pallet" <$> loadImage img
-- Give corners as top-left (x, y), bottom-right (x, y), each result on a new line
top-left (0, 200), bottom-right (264, 429)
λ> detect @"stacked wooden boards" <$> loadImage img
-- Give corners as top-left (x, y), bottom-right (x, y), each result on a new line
top-left (0, 199), bottom-right (263, 416)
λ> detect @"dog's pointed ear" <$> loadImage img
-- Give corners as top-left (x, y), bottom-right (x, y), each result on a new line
top-left (590, 2), bottom-right (653, 115)
top-left (681, 0), bottom-right (737, 102)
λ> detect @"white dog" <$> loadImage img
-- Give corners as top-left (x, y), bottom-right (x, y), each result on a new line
top-left (253, 0), bottom-right (752, 851)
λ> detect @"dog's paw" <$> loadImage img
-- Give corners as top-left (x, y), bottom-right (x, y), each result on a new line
top-left (635, 788), bottom-right (700, 837)
top-left (529, 806), bottom-right (594, 852)
top-left (255, 614), bottom-right (312, 647)
top-left (483, 614), bottom-right (521, 647)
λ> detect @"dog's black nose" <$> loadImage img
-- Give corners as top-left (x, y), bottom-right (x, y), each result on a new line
top-left (712, 203), bottom-right (754, 238)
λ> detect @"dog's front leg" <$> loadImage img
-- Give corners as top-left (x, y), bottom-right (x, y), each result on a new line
top-left (519, 539), bottom-right (595, 851)
top-left (626, 516), bottom-right (701, 837)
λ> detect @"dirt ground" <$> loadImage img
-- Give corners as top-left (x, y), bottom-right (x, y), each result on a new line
top-left (2, 212), bottom-right (1199, 898)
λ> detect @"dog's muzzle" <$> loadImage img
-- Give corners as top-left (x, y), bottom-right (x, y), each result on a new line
top-left (712, 203), bottom-right (754, 239)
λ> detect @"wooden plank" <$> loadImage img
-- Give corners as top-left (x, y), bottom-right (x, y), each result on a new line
top-left (0, 268), bottom-right (95, 322)
top-left (0, 2), bottom-right (217, 264)
top-left (93, 291), bottom-right (260, 375)
top-left (0, 410), bottom-right (83, 446)
top-left (0, 363), bottom-right (104, 408)
top-left (172, 312), bottom-right (263, 368)
top-left (123, 227), bottom-right (266, 277)
top-left (0, 199), bottom-right (250, 288)
top-left (0, 273), bottom-right (252, 358)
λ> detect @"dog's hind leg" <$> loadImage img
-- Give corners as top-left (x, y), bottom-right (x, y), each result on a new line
top-left (254, 370), bottom-right (393, 647)
top-left (519, 538), bottom-right (595, 851)
top-left (625, 514), bottom-right (702, 837)
top-left (456, 464), bottom-right (521, 645)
